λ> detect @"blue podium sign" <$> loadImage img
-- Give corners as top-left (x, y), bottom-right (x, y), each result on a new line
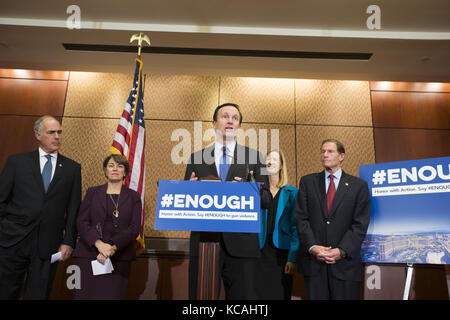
top-left (359, 156), bottom-right (450, 264)
top-left (155, 180), bottom-right (261, 233)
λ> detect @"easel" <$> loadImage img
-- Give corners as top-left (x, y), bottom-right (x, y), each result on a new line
top-left (402, 263), bottom-right (450, 300)
top-left (402, 263), bottom-right (414, 300)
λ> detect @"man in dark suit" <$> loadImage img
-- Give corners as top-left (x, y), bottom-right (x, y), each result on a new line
top-left (0, 115), bottom-right (81, 299)
top-left (184, 103), bottom-right (269, 299)
top-left (295, 139), bottom-right (370, 300)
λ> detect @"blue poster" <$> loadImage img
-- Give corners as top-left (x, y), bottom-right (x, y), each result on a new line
top-left (359, 157), bottom-right (450, 265)
top-left (154, 180), bottom-right (261, 233)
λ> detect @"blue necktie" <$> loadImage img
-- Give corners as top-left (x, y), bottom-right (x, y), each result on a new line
top-left (42, 154), bottom-right (52, 192)
top-left (219, 146), bottom-right (230, 181)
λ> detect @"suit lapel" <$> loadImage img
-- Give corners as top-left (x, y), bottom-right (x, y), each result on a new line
top-left (226, 143), bottom-right (248, 181)
top-left (204, 145), bottom-right (219, 178)
top-left (226, 144), bottom-right (239, 181)
top-left (31, 150), bottom-right (45, 192)
top-left (329, 171), bottom-right (351, 217)
top-left (314, 171), bottom-right (328, 218)
top-left (46, 154), bottom-right (65, 194)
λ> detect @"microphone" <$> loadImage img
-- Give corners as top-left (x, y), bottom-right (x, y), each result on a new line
top-left (245, 164), bottom-right (256, 182)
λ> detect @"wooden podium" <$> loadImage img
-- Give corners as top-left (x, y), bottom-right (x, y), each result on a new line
top-left (196, 175), bottom-right (223, 300)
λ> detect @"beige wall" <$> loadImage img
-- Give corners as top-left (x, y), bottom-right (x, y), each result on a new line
top-left (61, 72), bottom-right (375, 239)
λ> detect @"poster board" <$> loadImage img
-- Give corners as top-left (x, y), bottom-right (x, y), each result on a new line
top-left (154, 180), bottom-right (261, 233)
top-left (359, 156), bottom-right (450, 264)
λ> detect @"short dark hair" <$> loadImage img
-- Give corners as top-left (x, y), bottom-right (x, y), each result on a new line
top-left (103, 154), bottom-right (130, 179)
top-left (213, 103), bottom-right (243, 124)
top-left (321, 139), bottom-right (345, 154)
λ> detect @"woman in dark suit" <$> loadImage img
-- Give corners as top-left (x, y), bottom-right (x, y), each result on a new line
top-left (257, 150), bottom-right (299, 299)
top-left (73, 154), bottom-right (142, 299)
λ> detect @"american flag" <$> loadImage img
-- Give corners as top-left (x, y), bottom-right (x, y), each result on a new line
top-left (111, 58), bottom-right (146, 254)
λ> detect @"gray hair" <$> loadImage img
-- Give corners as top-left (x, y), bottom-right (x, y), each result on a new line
top-left (34, 115), bottom-right (58, 134)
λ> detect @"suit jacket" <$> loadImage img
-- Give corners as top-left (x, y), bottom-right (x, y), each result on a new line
top-left (73, 184), bottom-right (142, 261)
top-left (0, 150), bottom-right (81, 259)
top-left (184, 143), bottom-right (269, 258)
top-left (259, 185), bottom-right (299, 262)
top-left (294, 170), bottom-right (370, 281)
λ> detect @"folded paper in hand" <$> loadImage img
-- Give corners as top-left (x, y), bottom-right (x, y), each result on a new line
top-left (51, 251), bottom-right (61, 264)
top-left (91, 258), bottom-right (114, 276)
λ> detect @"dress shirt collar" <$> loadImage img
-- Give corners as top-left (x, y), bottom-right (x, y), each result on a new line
top-left (325, 168), bottom-right (342, 180)
top-left (214, 140), bottom-right (236, 158)
top-left (38, 147), bottom-right (58, 159)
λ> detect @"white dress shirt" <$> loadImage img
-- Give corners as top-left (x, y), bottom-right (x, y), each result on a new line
top-left (39, 147), bottom-right (58, 181)
top-left (214, 140), bottom-right (236, 176)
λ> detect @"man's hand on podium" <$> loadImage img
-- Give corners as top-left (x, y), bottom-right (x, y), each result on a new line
top-left (189, 172), bottom-right (198, 181)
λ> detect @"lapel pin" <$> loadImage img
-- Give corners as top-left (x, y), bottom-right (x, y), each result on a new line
top-left (59, 164), bottom-right (63, 167)
top-left (345, 182), bottom-right (349, 186)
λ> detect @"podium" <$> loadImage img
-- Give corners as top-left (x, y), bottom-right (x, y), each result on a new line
top-left (155, 177), bottom-right (262, 299)
top-left (196, 175), bottom-right (223, 300)
top-left (197, 232), bottom-right (223, 299)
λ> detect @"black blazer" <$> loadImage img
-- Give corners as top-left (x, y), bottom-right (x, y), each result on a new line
top-left (184, 143), bottom-right (269, 258)
top-left (0, 150), bottom-right (81, 259)
top-left (294, 170), bottom-right (370, 281)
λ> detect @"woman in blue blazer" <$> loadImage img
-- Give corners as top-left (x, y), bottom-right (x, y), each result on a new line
top-left (257, 150), bottom-right (299, 299)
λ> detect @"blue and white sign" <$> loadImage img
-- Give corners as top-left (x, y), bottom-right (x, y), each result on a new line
top-left (359, 156), bottom-right (450, 265)
top-left (155, 180), bottom-right (261, 233)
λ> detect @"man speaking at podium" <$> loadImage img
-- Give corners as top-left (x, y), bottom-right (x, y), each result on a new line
top-left (184, 103), bottom-right (269, 300)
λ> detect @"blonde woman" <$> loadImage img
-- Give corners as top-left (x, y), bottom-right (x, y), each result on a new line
top-left (257, 150), bottom-right (299, 299)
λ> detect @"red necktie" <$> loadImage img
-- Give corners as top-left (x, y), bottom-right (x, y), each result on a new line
top-left (327, 174), bottom-right (336, 214)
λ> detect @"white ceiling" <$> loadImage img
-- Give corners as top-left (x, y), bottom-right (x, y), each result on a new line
top-left (1, 0), bottom-right (449, 81)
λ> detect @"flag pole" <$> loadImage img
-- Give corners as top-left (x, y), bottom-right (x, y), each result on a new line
top-left (130, 32), bottom-right (151, 59)
top-left (128, 32), bottom-right (150, 256)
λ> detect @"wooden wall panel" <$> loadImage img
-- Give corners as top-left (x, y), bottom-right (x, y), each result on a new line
top-left (0, 115), bottom-right (40, 169)
top-left (374, 128), bottom-right (450, 163)
top-left (0, 69), bottom-right (68, 80)
top-left (370, 81), bottom-right (450, 93)
top-left (0, 69), bottom-right (68, 170)
top-left (371, 91), bottom-right (450, 129)
top-left (0, 78), bottom-right (67, 116)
